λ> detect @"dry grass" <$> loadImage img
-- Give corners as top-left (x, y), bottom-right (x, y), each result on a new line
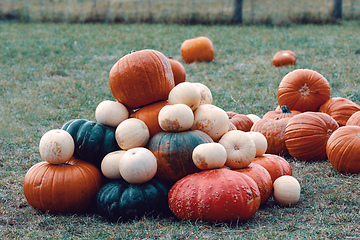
top-left (0, 21), bottom-right (360, 239)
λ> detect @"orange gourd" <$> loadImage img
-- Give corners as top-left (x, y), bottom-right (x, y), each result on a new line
top-left (263, 105), bottom-right (301, 120)
top-left (180, 36), bottom-right (215, 64)
top-left (346, 111), bottom-right (360, 126)
top-left (272, 50), bottom-right (297, 67)
top-left (168, 57), bottom-right (186, 85)
top-left (284, 112), bottom-right (339, 161)
top-left (277, 69), bottom-right (331, 112)
top-left (326, 125), bottom-right (360, 174)
top-left (226, 111), bottom-right (253, 132)
top-left (252, 154), bottom-right (292, 182)
top-left (319, 97), bottom-right (360, 126)
top-left (109, 49), bottom-right (174, 109)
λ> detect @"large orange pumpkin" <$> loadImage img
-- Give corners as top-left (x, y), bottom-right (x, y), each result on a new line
top-left (23, 157), bottom-right (102, 214)
top-left (277, 69), bottom-right (331, 112)
top-left (109, 49), bottom-right (175, 109)
top-left (252, 154), bottom-right (292, 182)
top-left (250, 117), bottom-right (290, 156)
top-left (326, 125), bottom-right (360, 174)
top-left (319, 97), bottom-right (360, 126)
top-left (130, 100), bottom-right (168, 138)
top-left (284, 112), bottom-right (339, 161)
top-left (168, 168), bottom-right (260, 223)
top-left (272, 50), bottom-right (297, 67)
top-left (180, 36), bottom-right (215, 64)
top-left (346, 111), bottom-right (360, 126)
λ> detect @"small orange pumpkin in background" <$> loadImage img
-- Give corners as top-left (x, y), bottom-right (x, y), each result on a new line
top-left (180, 36), bottom-right (215, 64)
top-left (346, 111), bottom-right (360, 126)
top-left (226, 111), bottom-right (253, 132)
top-left (272, 50), bottom-right (297, 67)
top-left (277, 69), bottom-right (331, 112)
top-left (319, 97), bottom-right (360, 126)
top-left (263, 105), bottom-right (301, 120)
top-left (168, 57), bottom-right (186, 85)
top-left (109, 49), bottom-right (174, 109)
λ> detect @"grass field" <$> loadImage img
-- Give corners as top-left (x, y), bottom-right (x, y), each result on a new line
top-left (0, 20), bottom-right (360, 239)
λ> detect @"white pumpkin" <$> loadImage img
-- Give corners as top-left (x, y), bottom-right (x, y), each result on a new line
top-left (95, 100), bottom-right (129, 127)
top-left (168, 82), bottom-right (201, 111)
top-left (193, 82), bottom-right (213, 105)
top-left (119, 147), bottom-right (157, 184)
top-left (115, 118), bottom-right (150, 150)
top-left (191, 104), bottom-right (229, 141)
top-left (218, 130), bottom-right (256, 169)
top-left (158, 104), bottom-right (194, 132)
top-left (101, 150), bottom-right (126, 179)
top-left (273, 175), bottom-right (301, 207)
top-left (39, 129), bottom-right (75, 164)
top-left (246, 114), bottom-right (261, 124)
top-left (246, 131), bottom-right (268, 157)
top-left (192, 142), bottom-right (227, 170)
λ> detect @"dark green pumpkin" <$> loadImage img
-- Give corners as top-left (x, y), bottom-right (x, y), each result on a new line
top-left (61, 119), bottom-right (120, 168)
top-left (147, 130), bottom-right (213, 182)
top-left (96, 178), bottom-right (171, 221)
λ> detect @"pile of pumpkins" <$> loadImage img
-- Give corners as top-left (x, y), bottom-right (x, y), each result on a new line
top-left (23, 37), bottom-right (360, 223)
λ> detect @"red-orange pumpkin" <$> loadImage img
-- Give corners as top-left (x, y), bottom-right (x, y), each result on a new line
top-left (168, 168), bottom-right (260, 223)
top-left (326, 125), bottom-right (360, 174)
top-left (284, 112), bottom-right (339, 161)
top-left (234, 163), bottom-right (273, 204)
top-left (263, 105), bottom-right (301, 120)
top-left (277, 69), bottom-right (331, 112)
top-left (226, 111), bottom-right (253, 132)
top-left (23, 157), bottom-right (102, 214)
top-left (168, 57), bottom-right (186, 85)
top-left (346, 111), bottom-right (360, 126)
top-left (250, 117), bottom-right (291, 156)
top-left (180, 36), bottom-right (215, 64)
top-left (252, 154), bottom-right (292, 182)
top-left (319, 97), bottom-right (360, 126)
top-left (272, 50), bottom-right (297, 67)
top-left (109, 49), bottom-right (175, 109)
top-left (130, 100), bottom-right (168, 138)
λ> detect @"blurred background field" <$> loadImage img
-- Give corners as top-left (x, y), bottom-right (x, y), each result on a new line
top-left (1, 0), bottom-right (360, 25)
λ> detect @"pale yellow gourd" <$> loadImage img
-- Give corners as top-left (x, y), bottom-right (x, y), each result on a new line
top-left (101, 150), bottom-right (126, 179)
top-left (168, 82), bottom-right (201, 111)
top-left (218, 130), bottom-right (256, 169)
top-left (115, 118), bottom-right (150, 150)
top-left (193, 82), bottom-right (213, 105)
top-left (273, 175), bottom-right (301, 207)
top-left (158, 104), bottom-right (194, 132)
top-left (192, 142), bottom-right (227, 170)
top-left (95, 100), bottom-right (129, 127)
top-left (246, 131), bottom-right (268, 157)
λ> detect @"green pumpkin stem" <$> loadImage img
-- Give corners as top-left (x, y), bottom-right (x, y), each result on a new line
top-left (281, 105), bottom-right (292, 113)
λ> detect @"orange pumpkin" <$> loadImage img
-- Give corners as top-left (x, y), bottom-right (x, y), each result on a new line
top-left (130, 100), bottom-right (168, 138)
top-left (180, 36), bottom-right (215, 64)
top-left (234, 162), bottom-right (273, 204)
top-left (319, 97), bottom-right (360, 126)
top-left (226, 111), bottom-right (253, 132)
top-left (346, 111), bottom-right (360, 126)
top-left (250, 117), bottom-right (291, 156)
top-left (272, 50), bottom-right (297, 67)
top-left (263, 105), bottom-right (301, 120)
top-left (109, 49), bottom-right (174, 109)
top-left (326, 125), bottom-right (360, 174)
top-left (284, 112), bottom-right (339, 161)
top-left (168, 57), bottom-right (186, 85)
top-left (277, 69), bottom-right (331, 112)
top-left (252, 154), bottom-right (292, 182)
top-left (23, 157), bottom-right (102, 214)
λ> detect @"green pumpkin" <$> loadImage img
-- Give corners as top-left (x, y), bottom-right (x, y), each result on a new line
top-left (61, 119), bottom-right (120, 168)
top-left (147, 130), bottom-right (213, 182)
top-left (96, 178), bottom-right (171, 221)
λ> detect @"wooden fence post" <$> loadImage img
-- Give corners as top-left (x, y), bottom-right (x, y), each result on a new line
top-left (233, 0), bottom-right (243, 24)
top-left (333, 0), bottom-right (342, 19)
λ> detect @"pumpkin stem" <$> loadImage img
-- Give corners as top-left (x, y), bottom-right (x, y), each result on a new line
top-left (129, 50), bottom-right (136, 54)
top-left (281, 105), bottom-right (292, 113)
